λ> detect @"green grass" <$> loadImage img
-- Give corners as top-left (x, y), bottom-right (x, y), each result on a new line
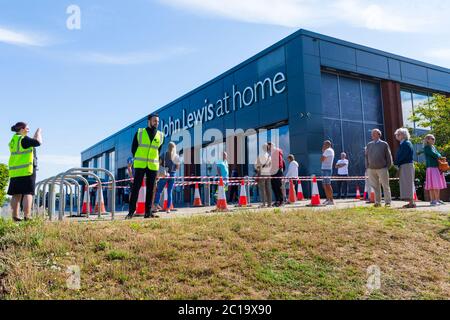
top-left (0, 208), bottom-right (449, 300)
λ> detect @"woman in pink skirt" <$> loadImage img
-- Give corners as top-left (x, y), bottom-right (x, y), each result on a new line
top-left (423, 134), bottom-right (447, 206)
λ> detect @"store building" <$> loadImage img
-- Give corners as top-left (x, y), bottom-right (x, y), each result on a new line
top-left (81, 29), bottom-right (450, 205)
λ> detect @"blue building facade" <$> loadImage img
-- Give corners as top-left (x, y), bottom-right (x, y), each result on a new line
top-left (81, 29), bottom-right (450, 205)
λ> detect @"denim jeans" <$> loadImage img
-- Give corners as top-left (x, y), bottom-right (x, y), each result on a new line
top-left (336, 174), bottom-right (348, 198)
top-left (154, 172), bottom-right (176, 208)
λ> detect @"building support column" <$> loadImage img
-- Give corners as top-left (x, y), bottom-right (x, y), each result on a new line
top-left (381, 81), bottom-right (403, 156)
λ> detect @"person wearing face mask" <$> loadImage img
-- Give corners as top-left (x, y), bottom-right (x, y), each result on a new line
top-left (8, 122), bottom-right (42, 222)
top-left (126, 114), bottom-right (164, 219)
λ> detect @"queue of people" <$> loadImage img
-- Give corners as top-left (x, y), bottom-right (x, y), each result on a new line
top-left (6, 116), bottom-right (448, 221)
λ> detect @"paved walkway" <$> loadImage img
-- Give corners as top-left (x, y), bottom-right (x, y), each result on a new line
top-left (54, 199), bottom-right (449, 222)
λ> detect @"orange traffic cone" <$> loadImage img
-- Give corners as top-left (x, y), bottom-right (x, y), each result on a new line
top-left (413, 186), bottom-right (418, 201)
top-left (216, 177), bottom-right (228, 211)
top-left (297, 179), bottom-right (305, 201)
top-left (162, 182), bottom-right (174, 211)
top-left (135, 178), bottom-right (146, 215)
top-left (355, 186), bottom-right (362, 200)
top-left (81, 185), bottom-right (91, 214)
top-left (193, 183), bottom-right (203, 207)
top-left (369, 186), bottom-right (375, 203)
top-left (310, 176), bottom-right (321, 206)
top-left (288, 179), bottom-right (297, 204)
top-left (94, 187), bottom-right (106, 214)
top-left (238, 180), bottom-right (248, 207)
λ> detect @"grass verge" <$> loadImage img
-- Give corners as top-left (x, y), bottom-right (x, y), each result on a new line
top-left (0, 208), bottom-right (449, 300)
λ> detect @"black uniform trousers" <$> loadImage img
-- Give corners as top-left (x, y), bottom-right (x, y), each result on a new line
top-left (129, 168), bottom-right (157, 215)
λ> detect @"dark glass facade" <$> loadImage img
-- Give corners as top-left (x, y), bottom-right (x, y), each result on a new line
top-left (81, 29), bottom-right (450, 205)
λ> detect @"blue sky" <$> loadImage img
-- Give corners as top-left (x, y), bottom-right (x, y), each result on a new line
top-left (1, 0), bottom-right (449, 181)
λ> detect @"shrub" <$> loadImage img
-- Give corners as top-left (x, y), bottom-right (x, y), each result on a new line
top-left (0, 164), bottom-right (9, 207)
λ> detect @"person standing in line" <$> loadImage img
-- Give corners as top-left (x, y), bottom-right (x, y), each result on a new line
top-left (365, 129), bottom-right (393, 208)
top-left (153, 142), bottom-right (180, 213)
top-left (423, 134), bottom-right (447, 206)
top-left (394, 128), bottom-right (416, 208)
top-left (126, 114), bottom-right (164, 219)
top-left (321, 140), bottom-right (335, 205)
top-left (285, 154), bottom-right (299, 197)
top-left (216, 152), bottom-right (229, 183)
top-left (214, 151), bottom-right (229, 201)
top-left (255, 144), bottom-right (272, 208)
top-left (228, 165), bottom-right (239, 203)
top-left (8, 122), bottom-right (42, 222)
top-left (335, 152), bottom-right (349, 199)
top-left (267, 142), bottom-right (285, 207)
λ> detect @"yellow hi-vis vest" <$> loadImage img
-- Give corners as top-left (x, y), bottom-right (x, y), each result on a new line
top-left (133, 128), bottom-right (164, 171)
top-left (8, 134), bottom-right (34, 178)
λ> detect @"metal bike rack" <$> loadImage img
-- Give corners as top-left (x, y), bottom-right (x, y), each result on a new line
top-left (48, 171), bottom-right (102, 221)
top-left (62, 178), bottom-right (81, 217)
top-left (62, 172), bottom-right (102, 220)
top-left (66, 175), bottom-right (90, 217)
top-left (48, 168), bottom-right (115, 221)
top-left (35, 178), bottom-right (79, 217)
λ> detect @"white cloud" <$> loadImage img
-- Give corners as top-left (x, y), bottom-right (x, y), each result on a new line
top-left (160, 0), bottom-right (450, 33)
top-left (0, 26), bottom-right (49, 47)
top-left (426, 49), bottom-right (450, 60)
top-left (75, 47), bottom-right (195, 65)
top-left (425, 48), bottom-right (450, 68)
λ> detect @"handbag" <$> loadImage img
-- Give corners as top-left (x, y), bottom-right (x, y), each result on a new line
top-left (438, 157), bottom-right (449, 173)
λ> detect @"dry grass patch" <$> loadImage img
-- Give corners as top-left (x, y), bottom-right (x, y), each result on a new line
top-left (0, 208), bottom-right (449, 300)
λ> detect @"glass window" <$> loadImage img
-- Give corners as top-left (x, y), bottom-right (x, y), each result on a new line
top-left (109, 151), bottom-right (115, 176)
top-left (412, 91), bottom-right (430, 130)
top-left (200, 143), bottom-right (225, 178)
top-left (362, 81), bottom-right (383, 124)
top-left (323, 119), bottom-right (342, 155)
top-left (342, 121), bottom-right (365, 176)
top-left (401, 89), bottom-right (432, 131)
top-left (339, 76), bottom-right (363, 122)
top-left (321, 72), bottom-right (384, 177)
top-left (321, 73), bottom-right (340, 119)
top-left (401, 90), bottom-right (414, 128)
top-left (245, 125), bottom-right (290, 177)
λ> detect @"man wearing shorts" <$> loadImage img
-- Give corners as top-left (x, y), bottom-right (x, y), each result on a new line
top-left (321, 140), bottom-right (335, 206)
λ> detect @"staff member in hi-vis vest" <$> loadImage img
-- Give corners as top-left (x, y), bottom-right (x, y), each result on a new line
top-left (7, 122), bottom-right (42, 222)
top-left (126, 114), bottom-right (164, 219)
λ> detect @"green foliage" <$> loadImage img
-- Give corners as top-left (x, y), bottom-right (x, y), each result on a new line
top-left (414, 162), bottom-right (427, 200)
top-left (0, 164), bottom-right (9, 207)
top-left (409, 94), bottom-right (450, 157)
top-left (106, 249), bottom-right (129, 261)
top-left (389, 166), bottom-right (400, 199)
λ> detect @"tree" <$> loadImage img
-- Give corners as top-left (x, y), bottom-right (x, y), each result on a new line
top-left (0, 164), bottom-right (9, 206)
top-left (409, 94), bottom-right (450, 157)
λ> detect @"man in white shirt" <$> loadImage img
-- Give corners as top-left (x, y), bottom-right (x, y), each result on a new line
top-left (335, 152), bottom-right (349, 199)
top-left (285, 154), bottom-right (299, 196)
top-left (320, 140), bottom-right (335, 205)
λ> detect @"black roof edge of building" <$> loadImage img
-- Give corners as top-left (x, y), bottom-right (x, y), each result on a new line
top-left (81, 28), bottom-right (450, 156)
